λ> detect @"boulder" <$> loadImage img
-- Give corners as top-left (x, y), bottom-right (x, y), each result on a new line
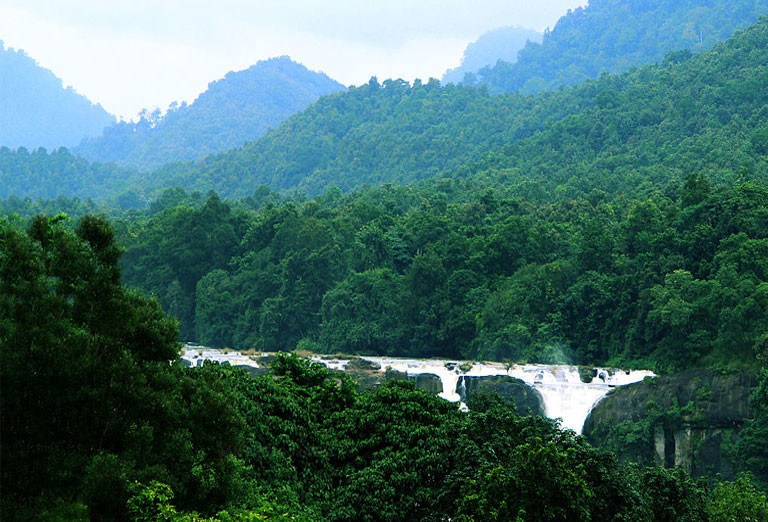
top-left (462, 375), bottom-right (545, 416)
top-left (579, 367), bottom-right (597, 383)
top-left (234, 365), bottom-right (271, 378)
top-left (345, 366), bottom-right (443, 395)
top-left (407, 373), bottom-right (443, 395)
top-left (346, 358), bottom-right (382, 371)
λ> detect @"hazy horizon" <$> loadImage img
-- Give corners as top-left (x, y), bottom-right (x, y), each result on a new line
top-left (0, 1), bottom-right (585, 120)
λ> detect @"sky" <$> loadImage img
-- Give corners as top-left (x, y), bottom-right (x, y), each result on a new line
top-left (0, 1), bottom-right (586, 120)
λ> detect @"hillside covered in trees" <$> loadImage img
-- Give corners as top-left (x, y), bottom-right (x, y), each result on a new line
top-left (75, 57), bottom-right (345, 171)
top-left (111, 175), bottom-right (768, 373)
top-left (2, 216), bottom-right (767, 519)
top-left (469, 0), bottom-right (768, 94)
top-left (0, 147), bottom-right (139, 202)
top-left (147, 16), bottom-right (768, 199)
top-left (3, 19), bottom-right (768, 374)
top-left (3, 4), bottom-right (768, 521)
top-left (0, 42), bottom-right (114, 150)
top-left (4, 5), bottom-right (767, 203)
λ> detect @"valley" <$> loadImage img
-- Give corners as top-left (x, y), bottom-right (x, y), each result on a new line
top-left (2, 1), bottom-right (768, 520)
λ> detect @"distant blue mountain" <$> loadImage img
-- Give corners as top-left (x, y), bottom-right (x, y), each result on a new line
top-left (442, 26), bottom-right (542, 85)
top-left (469, 0), bottom-right (768, 94)
top-left (76, 56), bottom-right (346, 171)
top-left (0, 41), bottom-right (114, 149)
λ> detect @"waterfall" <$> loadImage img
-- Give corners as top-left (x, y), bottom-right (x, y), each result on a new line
top-left (181, 344), bottom-right (262, 369)
top-left (180, 345), bottom-right (654, 434)
top-left (457, 375), bottom-right (467, 403)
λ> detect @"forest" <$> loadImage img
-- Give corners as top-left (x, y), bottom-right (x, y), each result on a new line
top-left (2, 11), bottom-right (767, 203)
top-left (5, 19), bottom-right (766, 372)
top-left (2, 2), bottom-right (768, 521)
top-left (1, 216), bottom-right (767, 520)
top-left (468, 0), bottom-right (768, 94)
top-left (151, 16), bottom-right (768, 199)
top-left (103, 176), bottom-right (768, 373)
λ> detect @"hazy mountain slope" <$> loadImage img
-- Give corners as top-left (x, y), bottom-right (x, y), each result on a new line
top-left (469, 18), bottom-right (768, 202)
top-left (6, 17), bottom-right (768, 205)
top-left (0, 147), bottom-right (139, 202)
top-left (0, 42), bottom-right (114, 149)
top-left (442, 26), bottom-right (542, 85)
top-left (146, 17), bottom-right (768, 200)
top-left (471, 0), bottom-right (768, 94)
top-left (76, 56), bottom-right (345, 171)
top-left (145, 79), bottom-right (560, 197)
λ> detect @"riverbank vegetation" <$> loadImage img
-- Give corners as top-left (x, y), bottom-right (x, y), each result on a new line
top-left (2, 216), bottom-right (767, 520)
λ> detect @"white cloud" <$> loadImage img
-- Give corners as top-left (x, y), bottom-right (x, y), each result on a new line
top-left (0, 1), bottom-right (585, 119)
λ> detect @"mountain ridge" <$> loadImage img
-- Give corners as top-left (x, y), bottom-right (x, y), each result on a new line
top-left (75, 56), bottom-right (345, 171)
top-left (0, 41), bottom-right (114, 150)
top-left (141, 15), bottom-right (768, 201)
top-left (470, 0), bottom-right (768, 94)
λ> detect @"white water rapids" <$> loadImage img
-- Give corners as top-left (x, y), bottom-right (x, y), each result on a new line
top-left (180, 345), bottom-right (654, 434)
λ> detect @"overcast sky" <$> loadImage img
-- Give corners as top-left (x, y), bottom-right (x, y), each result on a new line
top-left (0, 1), bottom-right (585, 120)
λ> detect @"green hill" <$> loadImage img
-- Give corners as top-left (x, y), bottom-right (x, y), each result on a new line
top-left (75, 56), bottom-right (345, 171)
top-left (149, 16), bottom-right (768, 200)
top-left (471, 0), bottom-right (768, 94)
top-left (0, 42), bottom-right (114, 149)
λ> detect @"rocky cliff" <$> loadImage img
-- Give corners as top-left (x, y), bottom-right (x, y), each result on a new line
top-left (583, 370), bottom-right (758, 477)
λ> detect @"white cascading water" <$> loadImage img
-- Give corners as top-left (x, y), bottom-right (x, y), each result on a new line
top-left (180, 346), bottom-right (655, 434)
top-left (181, 344), bottom-right (263, 369)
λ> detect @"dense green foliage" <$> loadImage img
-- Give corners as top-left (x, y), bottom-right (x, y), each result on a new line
top-left (148, 17), bottom-right (768, 199)
top-left (5, 6), bottom-right (768, 520)
top-left (146, 78), bottom-right (532, 196)
top-left (442, 26), bottom-right (541, 85)
top-left (75, 57), bottom-right (345, 171)
top-left (0, 146), bottom-right (140, 202)
top-left (105, 170), bottom-right (767, 373)
top-left (736, 368), bottom-right (768, 488)
top-left (3, 219), bottom-right (766, 519)
top-left (0, 42), bottom-right (114, 149)
top-left (470, 0), bottom-right (768, 94)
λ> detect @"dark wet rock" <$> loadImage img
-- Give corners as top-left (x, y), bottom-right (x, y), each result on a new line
top-left (344, 366), bottom-right (442, 395)
top-left (346, 358), bottom-right (382, 371)
top-left (234, 365), bottom-right (270, 378)
top-left (579, 367), bottom-right (597, 383)
top-left (407, 373), bottom-right (443, 395)
top-left (462, 375), bottom-right (545, 416)
top-left (256, 354), bottom-right (277, 367)
top-left (583, 369), bottom-right (758, 478)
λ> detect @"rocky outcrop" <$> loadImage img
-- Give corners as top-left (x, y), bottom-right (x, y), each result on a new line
top-left (234, 365), bottom-right (271, 378)
top-left (583, 370), bottom-right (757, 477)
top-left (407, 373), bottom-right (443, 395)
top-left (461, 375), bottom-right (545, 417)
top-left (332, 358), bottom-right (444, 395)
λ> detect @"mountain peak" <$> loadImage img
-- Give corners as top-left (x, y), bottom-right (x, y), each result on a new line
top-left (0, 45), bottom-right (114, 149)
top-left (76, 56), bottom-right (345, 170)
